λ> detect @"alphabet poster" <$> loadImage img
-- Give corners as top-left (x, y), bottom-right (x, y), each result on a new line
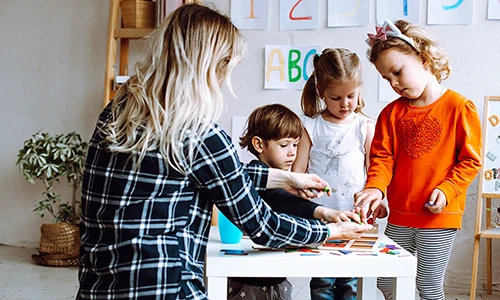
top-left (264, 45), bottom-right (320, 90)
top-left (280, 0), bottom-right (319, 30)
top-left (231, 0), bottom-right (269, 30)
top-left (376, 0), bottom-right (420, 24)
top-left (327, 0), bottom-right (370, 27)
top-left (427, 0), bottom-right (473, 25)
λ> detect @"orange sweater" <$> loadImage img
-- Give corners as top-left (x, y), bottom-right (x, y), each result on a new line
top-left (366, 89), bottom-right (482, 229)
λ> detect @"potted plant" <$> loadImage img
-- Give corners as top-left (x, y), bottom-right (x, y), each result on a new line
top-left (16, 131), bottom-right (88, 266)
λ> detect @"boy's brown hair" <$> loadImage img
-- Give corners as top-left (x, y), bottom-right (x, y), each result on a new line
top-left (240, 104), bottom-right (303, 157)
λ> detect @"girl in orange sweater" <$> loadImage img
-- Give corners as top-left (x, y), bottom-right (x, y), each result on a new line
top-left (354, 20), bottom-right (482, 300)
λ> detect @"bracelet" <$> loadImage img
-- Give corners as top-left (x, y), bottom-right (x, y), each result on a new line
top-left (324, 227), bottom-right (331, 243)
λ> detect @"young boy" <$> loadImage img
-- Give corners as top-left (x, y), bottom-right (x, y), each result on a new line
top-left (228, 104), bottom-right (357, 300)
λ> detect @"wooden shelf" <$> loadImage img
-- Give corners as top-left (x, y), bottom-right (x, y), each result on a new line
top-left (114, 28), bottom-right (154, 39)
top-left (480, 227), bottom-right (500, 239)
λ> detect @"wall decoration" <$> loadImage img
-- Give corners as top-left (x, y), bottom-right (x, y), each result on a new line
top-left (231, 0), bottom-right (270, 30)
top-left (378, 76), bottom-right (399, 103)
top-left (279, 0), bottom-right (319, 30)
top-left (487, 0), bottom-right (500, 20)
top-left (264, 45), bottom-right (320, 89)
top-left (427, 0), bottom-right (473, 25)
top-left (376, 0), bottom-right (419, 24)
top-left (231, 116), bottom-right (256, 164)
top-left (327, 0), bottom-right (370, 27)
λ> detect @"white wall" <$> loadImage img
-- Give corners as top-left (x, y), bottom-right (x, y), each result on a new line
top-left (1, 0), bottom-right (499, 292)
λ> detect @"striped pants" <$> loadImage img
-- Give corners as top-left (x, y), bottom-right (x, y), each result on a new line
top-left (377, 223), bottom-right (457, 300)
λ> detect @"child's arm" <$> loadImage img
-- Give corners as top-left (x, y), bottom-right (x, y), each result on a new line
top-left (364, 119), bottom-right (375, 172)
top-left (292, 129), bottom-right (312, 173)
top-left (430, 100), bottom-right (482, 214)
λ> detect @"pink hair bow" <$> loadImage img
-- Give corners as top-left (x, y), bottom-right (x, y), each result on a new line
top-left (365, 20), bottom-right (416, 49)
top-left (366, 26), bottom-right (387, 47)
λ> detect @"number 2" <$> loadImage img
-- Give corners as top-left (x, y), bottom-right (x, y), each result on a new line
top-left (289, 0), bottom-right (312, 21)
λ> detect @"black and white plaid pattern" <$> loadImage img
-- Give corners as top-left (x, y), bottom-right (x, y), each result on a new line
top-left (77, 106), bottom-right (329, 299)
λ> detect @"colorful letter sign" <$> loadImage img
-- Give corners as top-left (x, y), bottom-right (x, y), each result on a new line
top-left (265, 45), bottom-right (321, 90)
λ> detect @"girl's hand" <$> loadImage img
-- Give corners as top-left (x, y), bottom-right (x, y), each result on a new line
top-left (326, 222), bottom-right (373, 240)
top-left (426, 189), bottom-right (447, 214)
top-left (353, 188), bottom-right (383, 215)
top-left (372, 203), bottom-right (388, 219)
top-left (314, 207), bottom-right (358, 223)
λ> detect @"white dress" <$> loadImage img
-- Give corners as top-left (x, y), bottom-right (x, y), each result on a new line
top-left (301, 113), bottom-right (369, 211)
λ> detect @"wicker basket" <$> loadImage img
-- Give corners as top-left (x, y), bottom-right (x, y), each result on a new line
top-left (32, 223), bottom-right (80, 267)
top-left (120, 0), bottom-right (156, 29)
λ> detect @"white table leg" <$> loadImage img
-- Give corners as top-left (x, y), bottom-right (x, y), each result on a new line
top-left (393, 277), bottom-right (416, 300)
top-left (207, 277), bottom-right (227, 300)
top-left (358, 277), bottom-right (377, 300)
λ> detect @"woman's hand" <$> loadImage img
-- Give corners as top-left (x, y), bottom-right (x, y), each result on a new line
top-left (314, 207), bottom-right (359, 223)
top-left (280, 171), bottom-right (332, 200)
top-left (326, 222), bottom-right (373, 240)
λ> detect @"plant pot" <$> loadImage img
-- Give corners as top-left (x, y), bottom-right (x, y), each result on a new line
top-left (120, 0), bottom-right (156, 29)
top-left (32, 223), bottom-right (80, 267)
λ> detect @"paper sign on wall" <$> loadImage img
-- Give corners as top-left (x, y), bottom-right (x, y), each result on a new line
top-left (264, 45), bottom-right (321, 90)
top-left (376, 0), bottom-right (419, 24)
top-left (280, 0), bottom-right (319, 30)
top-left (231, 0), bottom-right (269, 30)
top-left (487, 0), bottom-right (500, 20)
top-left (327, 0), bottom-right (370, 27)
top-left (427, 0), bottom-right (473, 25)
top-left (378, 76), bottom-right (399, 103)
top-left (231, 116), bottom-right (256, 164)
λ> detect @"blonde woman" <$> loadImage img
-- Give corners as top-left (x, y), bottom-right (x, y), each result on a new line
top-left (77, 4), bottom-right (371, 300)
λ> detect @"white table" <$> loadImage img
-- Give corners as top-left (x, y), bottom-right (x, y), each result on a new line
top-left (205, 226), bottom-right (416, 300)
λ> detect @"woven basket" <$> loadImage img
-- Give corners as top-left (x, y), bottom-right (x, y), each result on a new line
top-left (120, 0), bottom-right (155, 28)
top-left (32, 223), bottom-right (80, 267)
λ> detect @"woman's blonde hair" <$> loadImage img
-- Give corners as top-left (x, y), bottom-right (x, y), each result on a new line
top-left (301, 48), bottom-right (365, 118)
top-left (102, 4), bottom-right (246, 173)
top-left (240, 104), bottom-right (303, 157)
top-left (367, 20), bottom-right (451, 83)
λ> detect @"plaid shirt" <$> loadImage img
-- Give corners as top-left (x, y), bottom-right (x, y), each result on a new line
top-left (77, 106), bottom-right (329, 300)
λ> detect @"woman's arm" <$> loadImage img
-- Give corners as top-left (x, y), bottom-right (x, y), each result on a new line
top-left (190, 125), bottom-right (329, 247)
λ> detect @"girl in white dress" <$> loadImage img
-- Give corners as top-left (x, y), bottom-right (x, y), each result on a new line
top-left (292, 48), bottom-right (385, 300)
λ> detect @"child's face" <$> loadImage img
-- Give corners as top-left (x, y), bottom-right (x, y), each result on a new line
top-left (260, 137), bottom-right (300, 170)
top-left (321, 82), bottom-right (360, 124)
top-left (374, 49), bottom-right (432, 101)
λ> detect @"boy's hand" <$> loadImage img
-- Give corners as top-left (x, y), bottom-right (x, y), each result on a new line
top-left (426, 189), bottom-right (447, 214)
top-left (314, 207), bottom-right (358, 223)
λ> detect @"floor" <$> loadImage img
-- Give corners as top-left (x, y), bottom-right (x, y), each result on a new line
top-left (1, 245), bottom-right (499, 300)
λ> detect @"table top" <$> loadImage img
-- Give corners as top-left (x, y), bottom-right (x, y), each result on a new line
top-left (205, 226), bottom-right (417, 278)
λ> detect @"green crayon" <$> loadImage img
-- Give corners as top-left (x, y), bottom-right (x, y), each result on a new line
top-left (309, 187), bottom-right (332, 192)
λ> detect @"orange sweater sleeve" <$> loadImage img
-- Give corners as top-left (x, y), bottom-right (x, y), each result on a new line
top-left (365, 107), bottom-right (394, 194)
top-left (436, 100), bottom-right (482, 203)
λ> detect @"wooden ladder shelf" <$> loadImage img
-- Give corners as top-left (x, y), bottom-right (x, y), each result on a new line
top-left (470, 96), bottom-right (500, 299)
top-left (103, 0), bottom-right (200, 107)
